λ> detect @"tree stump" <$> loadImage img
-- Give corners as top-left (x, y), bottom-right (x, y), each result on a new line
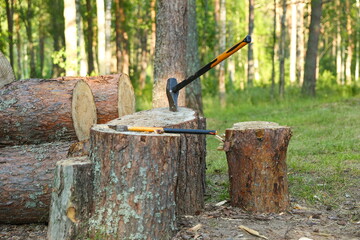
top-left (0, 78), bottom-right (97, 146)
top-left (224, 121), bottom-right (292, 213)
top-left (0, 141), bottom-right (72, 223)
top-left (89, 124), bottom-right (181, 239)
top-left (47, 157), bottom-right (93, 240)
top-left (0, 51), bottom-right (15, 89)
top-left (107, 107), bottom-right (206, 215)
top-left (56, 74), bottom-right (135, 123)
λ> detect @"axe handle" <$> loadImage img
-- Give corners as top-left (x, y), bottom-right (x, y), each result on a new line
top-left (172, 35), bottom-right (251, 93)
top-left (127, 127), bottom-right (216, 135)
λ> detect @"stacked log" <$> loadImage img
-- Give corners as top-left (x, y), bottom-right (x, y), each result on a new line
top-left (56, 73), bottom-right (135, 123)
top-left (0, 75), bottom-right (136, 224)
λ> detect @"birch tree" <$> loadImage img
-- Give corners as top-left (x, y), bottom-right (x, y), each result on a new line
top-left (64, 0), bottom-right (78, 76)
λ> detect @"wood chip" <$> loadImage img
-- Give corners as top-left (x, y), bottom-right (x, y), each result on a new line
top-left (215, 200), bottom-right (228, 206)
top-left (238, 225), bottom-right (268, 239)
top-left (188, 224), bottom-right (202, 232)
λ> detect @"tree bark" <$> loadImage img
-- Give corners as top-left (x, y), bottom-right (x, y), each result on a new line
top-left (153, 0), bottom-right (188, 109)
top-left (0, 141), bottom-right (73, 224)
top-left (302, 0), bottom-right (322, 96)
top-left (56, 74), bottom-right (135, 123)
top-left (290, 0), bottom-right (297, 84)
top-left (297, 1), bottom-right (305, 86)
top-left (89, 125), bottom-right (180, 239)
top-left (47, 157), bottom-right (93, 240)
top-left (84, 0), bottom-right (95, 74)
top-left (107, 107), bottom-right (206, 215)
top-left (185, 0), bottom-right (203, 115)
top-left (0, 78), bottom-right (97, 146)
top-left (224, 121), bottom-right (292, 213)
top-left (218, 0), bottom-right (227, 107)
top-left (271, 0), bottom-right (276, 98)
top-left (5, 0), bottom-right (14, 68)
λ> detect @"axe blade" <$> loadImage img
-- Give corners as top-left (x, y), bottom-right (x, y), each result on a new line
top-left (166, 78), bottom-right (179, 112)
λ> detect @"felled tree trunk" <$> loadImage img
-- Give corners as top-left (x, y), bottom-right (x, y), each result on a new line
top-left (107, 107), bottom-right (206, 215)
top-left (224, 121), bottom-right (292, 213)
top-left (0, 78), bottom-right (97, 147)
top-left (0, 141), bottom-right (72, 224)
top-left (89, 124), bottom-right (180, 239)
top-left (57, 74), bottom-right (135, 123)
top-left (47, 157), bottom-right (93, 240)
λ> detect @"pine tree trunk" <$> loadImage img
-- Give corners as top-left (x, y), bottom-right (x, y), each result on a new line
top-left (64, 0), bottom-right (78, 76)
top-left (0, 141), bottom-right (73, 224)
top-left (279, 0), bottom-right (287, 97)
top-left (297, 1), bottom-right (305, 86)
top-left (85, 0), bottom-right (95, 74)
top-left (224, 122), bottom-right (292, 213)
top-left (89, 125), bottom-right (180, 239)
top-left (185, 0), bottom-right (203, 115)
top-left (248, 0), bottom-right (255, 87)
top-left (290, 0), bottom-right (297, 84)
top-left (0, 78), bottom-right (97, 146)
top-left (47, 157), bottom-right (93, 240)
top-left (302, 0), bottom-right (322, 96)
top-left (107, 107), bottom-right (206, 215)
top-left (153, 0), bottom-right (188, 109)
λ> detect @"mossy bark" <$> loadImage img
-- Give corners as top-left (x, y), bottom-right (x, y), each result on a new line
top-left (89, 125), bottom-right (180, 239)
top-left (107, 107), bottom-right (206, 215)
top-left (47, 157), bottom-right (93, 240)
top-left (0, 141), bottom-right (72, 223)
top-left (224, 121), bottom-right (292, 213)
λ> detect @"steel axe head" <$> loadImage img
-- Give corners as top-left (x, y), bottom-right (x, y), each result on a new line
top-left (166, 78), bottom-right (179, 112)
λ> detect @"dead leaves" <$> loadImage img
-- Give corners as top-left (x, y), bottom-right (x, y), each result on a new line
top-left (238, 225), bottom-right (268, 239)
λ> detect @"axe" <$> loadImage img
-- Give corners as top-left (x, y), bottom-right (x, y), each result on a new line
top-left (109, 125), bottom-right (217, 135)
top-left (166, 35), bottom-right (252, 112)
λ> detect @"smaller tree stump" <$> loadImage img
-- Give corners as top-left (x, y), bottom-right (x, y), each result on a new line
top-left (224, 121), bottom-right (292, 213)
top-left (47, 157), bottom-right (93, 240)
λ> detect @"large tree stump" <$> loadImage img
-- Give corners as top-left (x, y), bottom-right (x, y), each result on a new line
top-left (0, 141), bottom-right (72, 223)
top-left (0, 78), bottom-right (97, 147)
top-left (224, 121), bottom-right (292, 213)
top-left (107, 107), bottom-right (206, 215)
top-left (89, 124), bottom-right (181, 239)
top-left (56, 74), bottom-right (135, 123)
top-left (47, 157), bottom-right (93, 240)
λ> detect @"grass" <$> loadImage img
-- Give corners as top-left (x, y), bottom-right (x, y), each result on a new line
top-left (203, 86), bottom-right (360, 207)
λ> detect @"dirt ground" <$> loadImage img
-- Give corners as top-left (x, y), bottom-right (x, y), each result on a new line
top-left (1, 198), bottom-right (359, 240)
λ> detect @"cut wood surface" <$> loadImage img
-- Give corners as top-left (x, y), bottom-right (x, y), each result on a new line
top-left (0, 141), bottom-right (72, 224)
top-left (57, 74), bottom-right (135, 123)
top-left (47, 157), bottom-right (93, 240)
top-left (0, 78), bottom-right (97, 146)
top-left (107, 107), bottom-right (207, 215)
top-left (224, 121), bottom-right (292, 213)
top-left (89, 125), bottom-right (180, 239)
top-left (0, 51), bottom-right (15, 89)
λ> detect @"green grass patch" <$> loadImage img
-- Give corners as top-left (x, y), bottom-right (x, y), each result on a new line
top-left (204, 87), bottom-right (360, 207)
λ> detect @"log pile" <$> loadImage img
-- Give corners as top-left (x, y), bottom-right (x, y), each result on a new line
top-left (0, 74), bottom-right (135, 224)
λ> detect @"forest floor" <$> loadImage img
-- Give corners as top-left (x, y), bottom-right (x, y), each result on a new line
top-left (0, 193), bottom-right (359, 240)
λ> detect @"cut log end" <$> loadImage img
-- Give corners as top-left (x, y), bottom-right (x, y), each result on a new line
top-left (118, 73), bottom-right (135, 117)
top-left (72, 80), bottom-right (97, 141)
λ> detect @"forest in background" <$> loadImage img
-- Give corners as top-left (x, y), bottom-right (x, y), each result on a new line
top-left (1, 0), bottom-right (360, 105)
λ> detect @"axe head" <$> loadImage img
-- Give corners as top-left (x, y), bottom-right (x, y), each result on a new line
top-left (166, 78), bottom-right (179, 112)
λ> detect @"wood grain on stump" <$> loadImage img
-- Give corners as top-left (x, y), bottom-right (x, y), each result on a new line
top-left (89, 124), bottom-right (180, 239)
top-left (47, 157), bottom-right (93, 240)
top-left (107, 107), bottom-right (206, 215)
top-left (0, 141), bottom-right (72, 224)
top-left (224, 121), bottom-right (292, 213)
top-left (57, 74), bottom-right (135, 123)
top-left (0, 78), bottom-right (97, 146)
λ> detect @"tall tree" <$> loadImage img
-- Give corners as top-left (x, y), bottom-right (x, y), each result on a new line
top-left (185, 0), bottom-right (203, 114)
top-left (279, 0), bottom-right (287, 97)
top-left (114, 0), bottom-right (129, 75)
top-left (105, 0), bottom-right (112, 74)
top-left (336, 0), bottom-right (343, 84)
top-left (4, 0), bottom-right (14, 68)
top-left (271, 0), bottom-right (277, 98)
top-left (63, 0), bottom-right (78, 76)
top-left (153, 0), bottom-right (188, 108)
top-left (296, 1), bottom-right (305, 86)
top-left (84, 0), bottom-right (95, 74)
top-left (247, 0), bottom-right (254, 87)
top-left (302, 0), bottom-right (322, 96)
top-left (345, 0), bottom-right (353, 84)
top-left (76, 0), bottom-right (87, 75)
top-left (218, 0), bottom-right (226, 107)
top-left (96, 0), bottom-right (106, 74)
top-left (356, 0), bottom-right (360, 82)
top-left (289, 0), bottom-right (297, 84)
